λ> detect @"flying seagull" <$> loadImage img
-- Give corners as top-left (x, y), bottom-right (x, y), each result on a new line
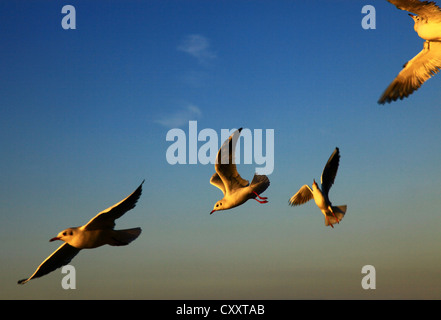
top-left (378, 0), bottom-right (441, 104)
top-left (18, 180), bottom-right (144, 284)
top-left (210, 128), bottom-right (270, 214)
top-left (289, 148), bottom-right (347, 228)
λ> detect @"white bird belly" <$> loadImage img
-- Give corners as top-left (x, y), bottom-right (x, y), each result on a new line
top-left (312, 191), bottom-right (328, 211)
top-left (227, 188), bottom-right (253, 209)
top-left (70, 229), bottom-right (110, 249)
top-left (416, 23), bottom-right (441, 41)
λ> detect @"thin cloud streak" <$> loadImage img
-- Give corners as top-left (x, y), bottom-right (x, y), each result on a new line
top-left (177, 34), bottom-right (216, 64)
top-left (155, 104), bottom-right (202, 128)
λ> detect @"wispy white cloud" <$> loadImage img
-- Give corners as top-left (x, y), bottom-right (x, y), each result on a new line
top-left (177, 34), bottom-right (216, 64)
top-left (155, 104), bottom-right (202, 128)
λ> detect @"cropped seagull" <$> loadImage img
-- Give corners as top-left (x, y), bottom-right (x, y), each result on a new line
top-left (210, 128), bottom-right (270, 214)
top-left (18, 180), bottom-right (144, 284)
top-left (289, 148), bottom-right (347, 228)
top-left (379, 0), bottom-right (441, 104)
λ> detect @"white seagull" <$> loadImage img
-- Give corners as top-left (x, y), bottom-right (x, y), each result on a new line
top-left (210, 128), bottom-right (270, 214)
top-left (289, 148), bottom-right (347, 228)
top-left (379, 0), bottom-right (441, 104)
top-left (18, 180), bottom-right (144, 284)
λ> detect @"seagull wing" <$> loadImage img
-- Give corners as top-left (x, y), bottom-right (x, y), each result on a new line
top-left (214, 128), bottom-right (249, 195)
top-left (210, 173), bottom-right (226, 195)
top-left (289, 185), bottom-right (314, 206)
top-left (83, 180), bottom-right (144, 230)
top-left (387, 0), bottom-right (441, 21)
top-left (321, 147), bottom-right (340, 196)
top-left (378, 41), bottom-right (441, 104)
top-left (18, 243), bottom-right (81, 284)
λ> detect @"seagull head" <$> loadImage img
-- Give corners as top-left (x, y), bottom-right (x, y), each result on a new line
top-left (312, 179), bottom-right (319, 190)
top-left (210, 201), bottom-right (224, 214)
top-left (50, 228), bottom-right (76, 243)
top-left (408, 13), bottom-right (420, 22)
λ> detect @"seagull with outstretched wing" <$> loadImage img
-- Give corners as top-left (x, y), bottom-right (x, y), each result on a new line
top-left (289, 148), bottom-right (347, 228)
top-left (18, 180), bottom-right (144, 284)
top-left (379, 0), bottom-right (441, 104)
top-left (210, 128), bottom-right (270, 214)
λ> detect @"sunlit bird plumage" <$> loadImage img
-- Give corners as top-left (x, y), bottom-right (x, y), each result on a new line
top-left (289, 148), bottom-right (347, 228)
top-left (18, 180), bottom-right (144, 284)
top-left (379, 0), bottom-right (441, 104)
top-left (210, 128), bottom-right (270, 214)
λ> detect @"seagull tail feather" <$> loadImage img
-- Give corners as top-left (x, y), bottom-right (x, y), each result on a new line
top-left (250, 174), bottom-right (270, 196)
top-left (325, 205), bottom-right (347, 226)
top-left (109, 228), bottom-right (142, 246)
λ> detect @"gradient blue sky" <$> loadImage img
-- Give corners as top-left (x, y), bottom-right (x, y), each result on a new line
top-left (1, 0), bottom-right (441, 299)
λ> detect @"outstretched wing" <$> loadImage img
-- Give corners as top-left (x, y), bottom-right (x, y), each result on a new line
top-left (289, 185), bottom-right (314, 206)
top-left (214, 128), bottom-right (249, 195)
top-left (84, 180), bottom-right (144, 230)
top-left (387, 0), bottom-right (441, 21)
top-left (18, 243), bottom-right (80, 285)
top-left (379, 41), bottom-right (441, 104)
top-left (210, 173), bottom-right (226, 195)
top-left (321, 147), bottom-right (340, 196)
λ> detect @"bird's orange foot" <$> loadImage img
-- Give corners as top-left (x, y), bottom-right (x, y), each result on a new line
top-left (253, 191), bottom-right (268, 200)
top-left (330, 211), bottom-right (340, 224)
top-left (326, 216), bottom-right (334, 228)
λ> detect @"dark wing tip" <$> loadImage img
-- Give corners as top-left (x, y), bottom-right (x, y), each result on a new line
top-left (330, 147), bottom-right (340, 161)
top-left (17, 279), bottom-right (27, 285)
top-left (378, 95), bottom-right (394, 105)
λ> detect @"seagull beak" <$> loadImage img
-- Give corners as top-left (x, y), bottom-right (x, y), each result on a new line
top-left (210, 210), bottom-right (215, 215)
top-left (49, 237), bottom-right (61, 242)
top-left (408, 13), bottom-right (415, 19)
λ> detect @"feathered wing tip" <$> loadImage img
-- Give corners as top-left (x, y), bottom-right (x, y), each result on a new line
top-left (216, 127), bottom-right (243, 166)
top-left (108, 228), bottom-right (142, 246)
top-left (288, 185), bottom-right (314, 207)
top-left (378, 42), bottom-right (441, 104)
top-left (378, 80), bottom-right (413, 104)
top-left (250, 174), bottom-right (270, 195)
top-left (321, 147), bottom-right (340, 195)
top-left (325, 205), bottom-right (347, 226)
top-left (17, 243), bottom-right (81, 285)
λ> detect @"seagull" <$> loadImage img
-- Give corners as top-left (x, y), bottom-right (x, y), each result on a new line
top-left (18, 180), bottom-right (144, 285)
top-left (289, 148), bottom-right (347, 228)
top-left (378, 0), bottom-right (441, 104)
top-left (210, 128), bottom-right (270, 214)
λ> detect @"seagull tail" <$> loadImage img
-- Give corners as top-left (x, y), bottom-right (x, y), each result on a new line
top-left (109, 228), bottom-right (142, 246)
top-left (325, 205), bottom-right (347, 226)
top-left (250, 174), bottom-right (270, 196)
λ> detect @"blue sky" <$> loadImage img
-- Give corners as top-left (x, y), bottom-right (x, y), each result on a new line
top-left (1, 0), bottom-right (441, 299)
